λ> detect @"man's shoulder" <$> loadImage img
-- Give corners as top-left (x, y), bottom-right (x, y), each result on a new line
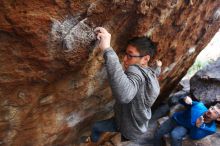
top-left (126, 65), bottom-right (145, 80)
top-left (192, 101), bottom-right (207, 111)
top-left (127, 65), bottom-right (147, 76)
top-left (193, 101), bottom-right (205, 107)
top-left (127, 65), bottom-right (141, 72)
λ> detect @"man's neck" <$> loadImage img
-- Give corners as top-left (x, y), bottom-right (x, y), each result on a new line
top-left (140, 63), bottom-right (148, 68)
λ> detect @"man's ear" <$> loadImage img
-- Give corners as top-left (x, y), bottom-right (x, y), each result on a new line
top-left (143, 55), bottom-right (150, 62)
top-left (141, 55), bottom-right (150, 66)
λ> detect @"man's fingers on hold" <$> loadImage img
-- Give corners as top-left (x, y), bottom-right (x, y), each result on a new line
top-left (98, 27), bottom-right (107, 33)
top-left (97, 33), bottom-right (103, 40)
top-left (94, 27), bottom-right (101, 32)
top-left (95, 27), bottom-right (105, 33)
top-left (97, 36), bottom-right (100, 40)
top-left (96, 27), bottom-right (108, 34)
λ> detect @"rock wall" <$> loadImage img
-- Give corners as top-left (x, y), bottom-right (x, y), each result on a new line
top-left (0, 0), bottom-right (219, 145)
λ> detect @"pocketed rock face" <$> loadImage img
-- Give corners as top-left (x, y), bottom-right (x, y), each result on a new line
top-left (0, 0), bottom-right (219, 145)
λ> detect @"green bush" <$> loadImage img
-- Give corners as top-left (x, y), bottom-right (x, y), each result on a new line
top-left (187, 60), bottom-right (212, 77)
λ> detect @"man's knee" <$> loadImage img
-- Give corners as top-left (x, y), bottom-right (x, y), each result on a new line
top-left (171, 130), bottom-right (183, 140)
top-left (171, 126), bottom-right (187, 140)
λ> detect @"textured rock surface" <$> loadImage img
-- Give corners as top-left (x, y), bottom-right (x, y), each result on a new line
top-left (0, 0), bottom-right (220, 145)
top-left (190, 58), bottom-right (220, 105)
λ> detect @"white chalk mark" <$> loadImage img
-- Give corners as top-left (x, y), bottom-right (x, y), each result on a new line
top-left (66, 112), bottom-right (82, 127)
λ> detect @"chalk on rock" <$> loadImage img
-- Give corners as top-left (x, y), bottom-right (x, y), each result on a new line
top-left (63, 19), bottom-right (96, 52)
top-left (51, 17), bottom-right (96, 53)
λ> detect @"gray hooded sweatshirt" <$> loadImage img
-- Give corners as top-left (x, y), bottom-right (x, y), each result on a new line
top-left (103, 47), bottom-right (160, 140)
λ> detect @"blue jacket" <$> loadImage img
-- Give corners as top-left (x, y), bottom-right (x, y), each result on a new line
top-left (172, 101), bottom-right (216, 139)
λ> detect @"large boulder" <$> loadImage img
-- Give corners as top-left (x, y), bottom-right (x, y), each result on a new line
top-left (190, 58), bottom-right (220, 105)
top-left (0, 0), bottom-right (219, 145)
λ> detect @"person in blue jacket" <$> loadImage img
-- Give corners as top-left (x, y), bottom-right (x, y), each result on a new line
top-left (154, 96), bottom-right (220, 146)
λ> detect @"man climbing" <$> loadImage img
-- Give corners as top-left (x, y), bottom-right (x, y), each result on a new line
top-left (88, 27), bottom-right (162, 143)
top-left (154, 96), bottom-right (220, 146)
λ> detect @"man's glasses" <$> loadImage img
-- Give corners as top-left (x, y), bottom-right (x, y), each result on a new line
top-left (209, 106), bottom-right (220, 118)
top-left (125, 52), bottom-right (144, 59)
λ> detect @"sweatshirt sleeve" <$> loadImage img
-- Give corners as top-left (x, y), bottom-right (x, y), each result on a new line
top-left (103, 47), bottom-right (144, 104)
top-left (151, 65), bottom-right (161, 77)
